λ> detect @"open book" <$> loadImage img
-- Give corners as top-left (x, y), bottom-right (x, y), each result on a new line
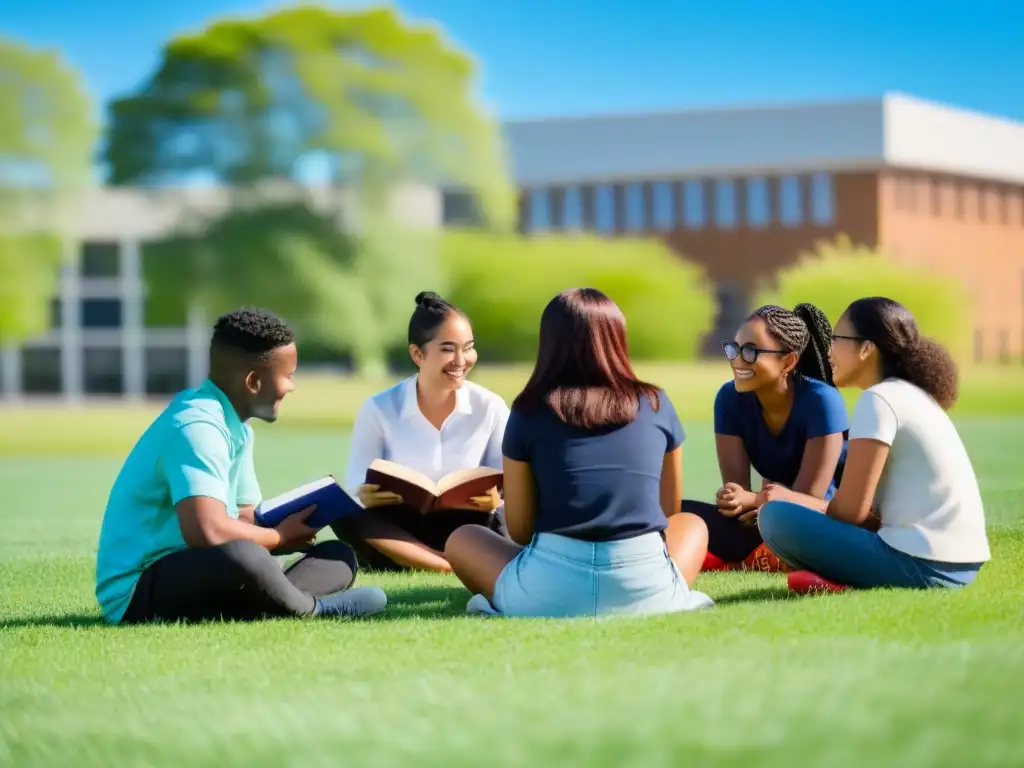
top-left (254, 476), bottom-right (362, 530)
top-left (364, 459), bottom-right (503, 515)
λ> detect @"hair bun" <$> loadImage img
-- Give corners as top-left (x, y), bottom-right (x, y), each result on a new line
top-left (415, 291), bottom-right (444, 308)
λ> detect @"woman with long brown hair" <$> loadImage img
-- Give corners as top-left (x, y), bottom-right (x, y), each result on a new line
top-left (444, 288), bottom-right (714, 617)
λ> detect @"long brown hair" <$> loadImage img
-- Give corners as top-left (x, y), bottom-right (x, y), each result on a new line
top-left (512, 288), bottom-right (660, 429)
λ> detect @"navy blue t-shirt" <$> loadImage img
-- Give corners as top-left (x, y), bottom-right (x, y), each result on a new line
top-left (714, 375), bottom-right (850, 498)
top-left (502, 390), bottom-right (684, 542)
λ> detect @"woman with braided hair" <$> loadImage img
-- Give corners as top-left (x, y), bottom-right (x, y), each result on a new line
top-left (757, 297), bottom-right (990, 593)
top-left (682, 302), bottom-right (849, 572)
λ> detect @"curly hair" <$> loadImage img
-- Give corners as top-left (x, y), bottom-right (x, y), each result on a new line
top-left (750, 303), bottom-right (835, 385)
top-left (845, 297), bottom-right (958, 409)
top-left (211, 307), bottom-right (295, 363)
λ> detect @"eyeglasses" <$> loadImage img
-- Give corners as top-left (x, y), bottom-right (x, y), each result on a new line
top-left (831, 334), bottom-right (866, 343)
top-left (722, 341), bottom-right (789, 364)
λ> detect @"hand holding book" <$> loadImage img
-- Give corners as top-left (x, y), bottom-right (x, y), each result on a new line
top-left (363, 460), bottom-right (503, 515)
top-left (358, 484), bottom-right (405, 509)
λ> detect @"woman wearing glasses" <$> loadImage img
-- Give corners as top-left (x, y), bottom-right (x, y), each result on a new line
top-left (682, 303), bottom-right (850, 572)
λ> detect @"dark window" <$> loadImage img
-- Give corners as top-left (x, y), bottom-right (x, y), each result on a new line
top-left (21, 347), bottom-right (62, 394)
top-left (145, 347), bottom-right (189, 395)
top-left (80, 242), bottom-right (120, 278)
top-left (746, 177), bottom-right (770, 228)
top-left (81, 298), bottom-right (123, 329)
top-left (651, 181), bottom-right (674, 230)
top-left (441, 190), bottom-right (481, 226)
top-left (50, 298), bottom-right (62, 329)
top-left (563, 187), bottom-right (583, 230)
top-left (714, 179), bottom-right (737, 228)
top-left (84, 346), bottom-right (124, 395)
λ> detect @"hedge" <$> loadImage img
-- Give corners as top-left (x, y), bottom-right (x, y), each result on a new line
top-left (439, 230), bottom-right (716, 363)
top-left (753, 235), bottom-right (972, 361)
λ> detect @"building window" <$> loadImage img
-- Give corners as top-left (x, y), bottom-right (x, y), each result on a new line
top-left (745, 177), bottom-right (769, 228)
top-left (81, 298), bottom-right (123, 329)
top-left (80, 242), bottom-right (121, 278)
top-left (84, 346), bottom-right (124, 395)
top-left (810, 173), bottom-right (835, 225)
top-left (441, 190), bottom-right (480, 226)
top-left (651, 181), bottom-right (674, 230)
top-left (595, 184), bottom-right (615, 233)
top-left (21, 346), bottom-right (62, 394)
top-left (624, 182), bottom-right (645, 231)
top-left (714, 179), bottom-right (737, 228)
top-left (563, 187), bottom-right (583, 230)
top-left (779, 176), bottom-right (803, 227)
top-left (50, 298), bottom-right (62, 329)
top-left (145, 347), bottom-right (189, 395)
top-left (528, 189), bottom-right (550, 232)
top-left (683, 180), bottom-right (705, 228)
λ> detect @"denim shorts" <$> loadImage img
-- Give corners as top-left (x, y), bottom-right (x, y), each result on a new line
top-left (492, 531), bottom-right (715, 618)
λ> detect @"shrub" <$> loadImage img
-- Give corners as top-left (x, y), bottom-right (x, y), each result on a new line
top-left (440, 230), bottom-right (716, 363)
top-left (753, 235), bottom-right (972, 360)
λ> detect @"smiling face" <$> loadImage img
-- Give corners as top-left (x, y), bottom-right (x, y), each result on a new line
top-left (829, 311), bottom-right (873, 389)
top-left (409, 312), bottom-right (478, 392)
top-left (245, 342), bottom-right (298, 423)
top-left (725, 317), bottom-right (798, 393)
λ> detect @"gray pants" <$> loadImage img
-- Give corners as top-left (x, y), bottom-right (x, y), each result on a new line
top-left (121, 539), bottom-right (358, 623)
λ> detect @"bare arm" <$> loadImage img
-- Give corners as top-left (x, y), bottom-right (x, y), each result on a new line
top-left (660, 446), bottom-right (684, 519)
top-left (502, 456), bottom-right (537, 546)
top-left (789, 433), bottom-right (846, 498)
top-left (176, 496), bottom-right (282, 550)
top-left (715, 434), bottom-right (752, 489)
top-left (762, 438), bottom-right (888, 527)
top-left (237, 505), bottom-right (256, 525)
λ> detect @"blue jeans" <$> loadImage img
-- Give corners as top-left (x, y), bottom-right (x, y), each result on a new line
top-left (757, 501), bottom-right (983, 589)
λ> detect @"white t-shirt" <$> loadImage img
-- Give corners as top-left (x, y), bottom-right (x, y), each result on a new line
top-left (343, 375), bottom-right (510, 498)
top-left (849, 378), bottom-right (990, 563)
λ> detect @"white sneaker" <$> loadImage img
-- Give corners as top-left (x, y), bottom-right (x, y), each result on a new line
top-left (466, 593), bottom-right (500, 617)
top-left (315, 586), bottom-right (388, 618)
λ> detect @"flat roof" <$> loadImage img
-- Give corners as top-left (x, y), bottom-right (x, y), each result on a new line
top-left (501, 93), bottom-right (1024, 186)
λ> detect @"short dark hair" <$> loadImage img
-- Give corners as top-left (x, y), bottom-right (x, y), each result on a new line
top-left (513, 288), bottom-right (660, 429)
top-left (750, 303), bottom-right (835, 385)
top-left (211, 308), bottom-right (295, 364)
top-left (408, 291), bottom-right (464, 347)
top-left (845, 297), bottom-right (958, 409)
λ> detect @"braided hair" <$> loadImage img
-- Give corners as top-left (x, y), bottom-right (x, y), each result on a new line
top-left (750, 303), bottom-right (835, 386)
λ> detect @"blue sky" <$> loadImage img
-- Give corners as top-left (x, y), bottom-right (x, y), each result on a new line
top-left (5, 0), bottom-right (1024, 121)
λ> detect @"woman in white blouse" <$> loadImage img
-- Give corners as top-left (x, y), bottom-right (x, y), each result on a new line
top-left (756, 297), bottom-right (991, 593)
top-left (332, 292), bottom-right (510, 573)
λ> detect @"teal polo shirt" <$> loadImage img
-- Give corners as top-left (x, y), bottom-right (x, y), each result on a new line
top-left (95, 380), bottom-right (262, 623)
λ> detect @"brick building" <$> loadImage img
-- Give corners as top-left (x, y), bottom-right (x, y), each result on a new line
top-left (503, 93), bottom-right (1024, 360)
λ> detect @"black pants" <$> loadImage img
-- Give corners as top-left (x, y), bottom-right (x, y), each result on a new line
top-left (331, 505), bottom-right (506, 572)
top-left (682, 499), bottom-right (764, 563)
top-left (121, 539), bottom-right (358, 624)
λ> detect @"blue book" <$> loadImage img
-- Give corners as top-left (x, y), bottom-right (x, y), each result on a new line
top-left (254, 476), bottom-right (362, 530)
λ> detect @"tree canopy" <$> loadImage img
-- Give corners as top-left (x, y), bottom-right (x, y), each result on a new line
top-left (104, 5), bottom-right (515, 372)
top-left (0, 38), bottom-right (96, 344)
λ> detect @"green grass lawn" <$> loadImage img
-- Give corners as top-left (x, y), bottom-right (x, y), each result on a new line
top-left (2, 417), bottom-right (1023, 767)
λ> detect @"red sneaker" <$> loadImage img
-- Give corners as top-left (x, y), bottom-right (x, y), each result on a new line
top-left (741, 544), bottom-right (789, 573)
top-left (702, 552), bottom-right (739, 572)
top-left (787, 570), bottom-right (849, 594)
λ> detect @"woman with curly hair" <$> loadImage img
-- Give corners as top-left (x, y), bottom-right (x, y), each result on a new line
top-left (757, 297), bottom-right (991, 593)
top-left (683, 303), bottom-right (850, 572)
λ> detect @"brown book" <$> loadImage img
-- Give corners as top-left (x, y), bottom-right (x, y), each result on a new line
top-left (364, 459), bottom-right (503, 515)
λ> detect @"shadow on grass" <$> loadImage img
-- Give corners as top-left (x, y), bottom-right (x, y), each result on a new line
top-left (375, 583), bottom-right (468, 620)
top-left (0, 613), bottom-right (104, 630)
top-left (712, 586), bottom-right (795, 605)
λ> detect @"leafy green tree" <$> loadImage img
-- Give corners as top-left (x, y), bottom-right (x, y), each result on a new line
top-left (754, 234), bottom-right (972, 360)
top-left (0, 38), bottom-right (96, 344)
top-left (105, 6), bottom-right (514, 373)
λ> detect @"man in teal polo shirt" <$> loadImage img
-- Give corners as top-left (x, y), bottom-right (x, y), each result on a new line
top-left (95, 307), bottom-right (386, 623)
